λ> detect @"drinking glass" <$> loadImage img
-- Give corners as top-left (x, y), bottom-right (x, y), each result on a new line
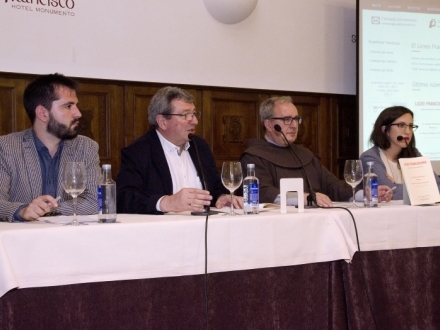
top-left (61, 162), bottom-right (87, 226)
top-left (343, 160), bottom-right (363, 208)
top-left (221, 161), bottom-right (243, 216)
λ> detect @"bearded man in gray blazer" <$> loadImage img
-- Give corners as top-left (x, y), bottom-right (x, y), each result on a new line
top-left (0, 73), bottom-right (101, 222)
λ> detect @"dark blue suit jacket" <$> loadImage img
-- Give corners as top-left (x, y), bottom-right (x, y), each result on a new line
top-left (116, 129), bottom-right (227, 214)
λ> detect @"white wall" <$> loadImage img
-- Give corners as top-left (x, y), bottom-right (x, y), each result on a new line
top-left (0, 0), bottom-right (356, 95)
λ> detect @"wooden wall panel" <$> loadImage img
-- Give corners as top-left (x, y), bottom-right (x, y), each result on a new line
top-left (203, 91), bottom-right (262, 169)
top-left (331, 95), bottom-right (358, 178)
top-left (124, 86), bottom-right (158, 145)
top-left (0, 85), bottom-right (14, 137)
top-left (0, 77), bottom-right (31, 135)
top-left (0, 72), bottom-right (357, 181)
top-left (316, 97), bottom-right (332, 173)
top-left (77, 82), bottom-right (124, 174)
top-left (289, 95), bottom-right (323, 158)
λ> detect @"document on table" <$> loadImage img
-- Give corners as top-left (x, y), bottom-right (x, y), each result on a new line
top-left (398, 157), bottom-right (440, 205)
top-left (37, 215), bottom-right (100, 225)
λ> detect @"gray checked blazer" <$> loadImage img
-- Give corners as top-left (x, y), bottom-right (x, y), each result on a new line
top-left (0, 129), bottom-right (101, 222)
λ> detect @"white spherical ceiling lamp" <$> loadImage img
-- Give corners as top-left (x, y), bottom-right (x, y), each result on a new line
top-left (202, 0), bottom-right (258, 24)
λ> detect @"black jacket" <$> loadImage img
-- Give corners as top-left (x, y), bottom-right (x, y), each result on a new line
top-left (116, 129), bottom-right (227, 214)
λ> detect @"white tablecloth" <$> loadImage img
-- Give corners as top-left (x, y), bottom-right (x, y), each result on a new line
top-left (333, 201), bottom-right (440, 251)
top-left (1, 201), bottom-right (439, 298)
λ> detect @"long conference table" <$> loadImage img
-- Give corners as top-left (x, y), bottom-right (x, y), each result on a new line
top-left (1, 201), bottom-right (440, 329)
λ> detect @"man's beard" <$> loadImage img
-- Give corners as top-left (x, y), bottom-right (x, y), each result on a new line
top-left (47, 113), bottom-right (81, 140)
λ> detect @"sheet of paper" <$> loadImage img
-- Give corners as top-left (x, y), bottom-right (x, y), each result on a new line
top-left (37, 214), bottom-right (99, 225)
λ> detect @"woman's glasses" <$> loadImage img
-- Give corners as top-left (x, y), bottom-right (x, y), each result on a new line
top-left (389, 123), bottom-right (418, 132)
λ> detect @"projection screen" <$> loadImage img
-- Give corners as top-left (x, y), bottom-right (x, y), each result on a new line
top-left (358, 0), bottom-right (440, 172)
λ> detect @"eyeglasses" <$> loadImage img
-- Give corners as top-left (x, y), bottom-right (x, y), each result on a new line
top-left (389, 123), bottom-right (418, 132)
top-left (165, 111), bottom-right (201, 121)
top-left (269, 116), bottom-right (302, 125)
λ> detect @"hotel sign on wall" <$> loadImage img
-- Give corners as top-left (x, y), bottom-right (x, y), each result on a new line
top-left (4, 0), bottom-right (75, 16)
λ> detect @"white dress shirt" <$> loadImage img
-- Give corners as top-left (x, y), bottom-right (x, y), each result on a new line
top-left (156, 131), bottom-right (203, 211)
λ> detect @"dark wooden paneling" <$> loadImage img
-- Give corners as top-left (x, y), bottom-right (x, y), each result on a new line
top-left (203, 91), bottom-right (262, 170)
top-left (331, 96), bottom-right (358, 179)
top-left (289, 95), bottom-right (323, 158)
top-left (77, 82), bottom-right (124, 173)
top-left (0, 77), bottom-right (31, 135)
top-left (0, 72), bottom-right (357, 181)
top-left (124, 86), bottom-right (158, 145)
top-left (0, 84), bottom-right (15, 136)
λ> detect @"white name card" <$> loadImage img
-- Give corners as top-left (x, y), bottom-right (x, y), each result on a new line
top-left (280, 178), bottom-right (304, 213)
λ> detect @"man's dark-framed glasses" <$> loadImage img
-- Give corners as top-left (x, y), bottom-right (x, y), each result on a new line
top-left (165, 111), bottom-right (201, 121)
top-left (269, 116), bottom-right (302, 125)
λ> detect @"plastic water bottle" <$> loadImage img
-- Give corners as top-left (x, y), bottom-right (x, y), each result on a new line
top-left (363, 161), bottom-right (378, 208)
top-left (98, 164), bottom-right (117, 223)
top-left (243, 164), bottom-right (259, 214)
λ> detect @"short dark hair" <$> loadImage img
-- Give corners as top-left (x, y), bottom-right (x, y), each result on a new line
top-left (23, 73), bottom-right (79, 123)
top-left (369, 106), bottom-right (416, 158)
top-left (148, 86), bottom-right (194, 127)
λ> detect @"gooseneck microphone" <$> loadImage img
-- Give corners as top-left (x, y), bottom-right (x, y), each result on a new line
top-left (188, 134), bottom-right (208, 190)
top-left (274, 124), bottom-right (317, 207)
top-left (189, 134), bottom-right (211, 330)
top-left (397, 135), bottom-right (416, 157)
top-left (188, 133), bottom-right (213, 216)
top-left (397, 135), bottom-right (406, 144)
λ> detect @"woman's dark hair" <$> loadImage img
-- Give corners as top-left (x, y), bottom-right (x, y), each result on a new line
top-left (369, 106), bottom-right (417, 158)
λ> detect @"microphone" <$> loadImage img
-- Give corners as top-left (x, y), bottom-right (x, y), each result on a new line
top-left (397, 135), bottom-right (416, 157)
top-left (189, 134), bottom-right (212, 328)
top-left (188, 133), bottom-right (215, 216)
top-left (397, 135), bottom-right (406, 144)
top-left (274, 124), bottom-right (317, 207)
